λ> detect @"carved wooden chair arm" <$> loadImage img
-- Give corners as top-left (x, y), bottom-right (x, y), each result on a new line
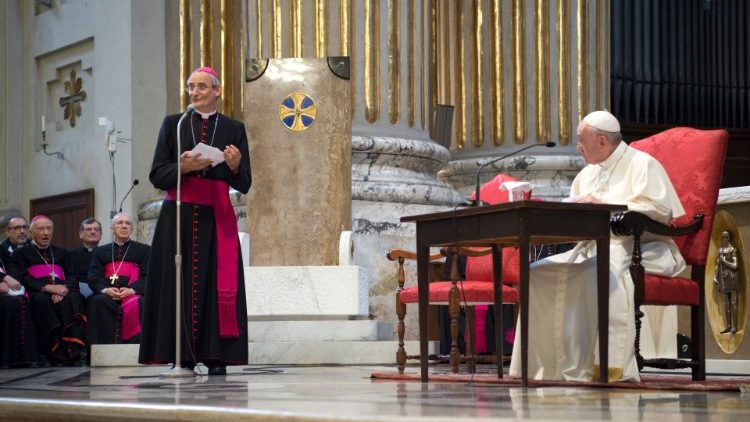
top-left (611, 211), bottom-right (704, 238)
top-left (386, 249), bottom-right (444, 262)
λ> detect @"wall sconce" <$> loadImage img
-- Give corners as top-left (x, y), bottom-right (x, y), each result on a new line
top-left (41, 115), bottom-right (64, 160)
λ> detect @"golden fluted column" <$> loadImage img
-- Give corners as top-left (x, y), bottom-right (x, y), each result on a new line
top-left (178, 0), bottom-right (243, 118)
top-left (178, 0), bottom-right (612, 151)
top-left (432, 0), bottom-right (607, 150)
top-left (510, 0), bottom-right (526, 144)
top-left (488, 0), bottom-right (504, 146)
top-left (557, 0), bottom-right (572, 145)
top-left (179, 0), bottom-right (193, 110)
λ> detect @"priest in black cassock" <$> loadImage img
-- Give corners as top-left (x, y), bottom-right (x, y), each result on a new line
top-left (138, 66), bottom-right (251, 375)
top-left (87, 212), bottom-right (149, 345)
top-left (0, 248), bottom-right (40, 368)
top-left (69, 217), bottom-right (102, 299)
top-left (15, 215), bottom-right (85, 365)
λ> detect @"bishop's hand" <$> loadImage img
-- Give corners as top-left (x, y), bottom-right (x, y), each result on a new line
top-left (180, 151), bottom-right (212, 174)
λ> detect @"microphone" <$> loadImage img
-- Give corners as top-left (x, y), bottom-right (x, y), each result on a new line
top-left (118, 179), bottom-right (140, 212)
top-left (183, 104), bottom-right (195, 116)
top-left (471, 142), bottom-right (556, 206)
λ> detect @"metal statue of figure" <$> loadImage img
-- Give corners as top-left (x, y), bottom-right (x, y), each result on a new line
top-left (713, 231), bottom-right (740, 334)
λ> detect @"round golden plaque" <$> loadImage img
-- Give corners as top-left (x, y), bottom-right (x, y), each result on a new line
top-left (705, 210), bottom-right (747, 354)
top-left (278, 93), bottom-right (317, 132)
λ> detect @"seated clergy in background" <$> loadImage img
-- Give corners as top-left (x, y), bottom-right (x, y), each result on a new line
top-left (14, 215), bottom-right (86, 365)
top-left (2, 216), bottom-right (31, 255)
top-left (509, 110), bottom-right (686, 382)
top-left (69, 217), bottom-right (103, 298)
top-left (0, 247), bottom-right (40, 368)
top-left (87, 212), bottom-right (149, 345)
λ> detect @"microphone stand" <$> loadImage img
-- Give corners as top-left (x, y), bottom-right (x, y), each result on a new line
top-left (472, 142), bottom-right (555, 206)
top-left (161, 107), bottom-right (196, 378)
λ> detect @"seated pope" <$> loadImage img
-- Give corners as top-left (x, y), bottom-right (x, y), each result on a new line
top-left (509, 110), bottom-right (686, 382)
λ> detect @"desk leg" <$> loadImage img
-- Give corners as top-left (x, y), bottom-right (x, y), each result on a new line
top-left (492, 244), bottom-right (503, 378)
top-left (519, 235), bottom-right (530, 386)
top-left (417, 244), bottom-right (430, 383)
top-left (597, 236), bottom-right (609, 383)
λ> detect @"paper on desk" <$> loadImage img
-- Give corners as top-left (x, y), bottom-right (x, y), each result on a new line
top-left (499, 181), bottom-right (532, 192)
top-left (188, 143), bottom-right (225, 167)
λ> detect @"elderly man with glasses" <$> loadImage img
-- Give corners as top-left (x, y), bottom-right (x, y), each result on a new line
top-left (2, 216), bottom-right (31, 255)
top-left (139, 66), bottom-right (251, 376)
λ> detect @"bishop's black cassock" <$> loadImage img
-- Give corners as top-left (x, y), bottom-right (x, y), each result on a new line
top-left (14, 243), bottom-right (85, 364)
top-left (0, 249), bottom-right (40, 367)
top-left (139, 111), bottom-right (251, 369)
top-left (87, 240), bottom-right (150, 345)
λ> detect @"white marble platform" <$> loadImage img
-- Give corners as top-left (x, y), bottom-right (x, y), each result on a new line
top-left (248, 320), bottom-right (394, 342)
top-left (90, 340), bottom-right (440, 366)
top-left (245, 265), bottom-right (368, 317)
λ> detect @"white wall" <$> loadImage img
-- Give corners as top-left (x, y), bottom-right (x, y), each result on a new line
top-left (1, 0), bottom-right (166, 241)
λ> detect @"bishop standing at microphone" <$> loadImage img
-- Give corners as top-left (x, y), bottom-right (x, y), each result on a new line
top-left (138, 66), bottom-right (251, 375)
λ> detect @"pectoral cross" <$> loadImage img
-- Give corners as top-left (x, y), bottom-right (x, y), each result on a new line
top-left (49, 271), bottom-right (56, 282)
top-left (109, 273), bottom-right (119, 285)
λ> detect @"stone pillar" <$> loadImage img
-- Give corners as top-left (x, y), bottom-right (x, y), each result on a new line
top-left (436, 0), bottom-right (610, 199)
top-left (245, 0), bottom-right (463, 331)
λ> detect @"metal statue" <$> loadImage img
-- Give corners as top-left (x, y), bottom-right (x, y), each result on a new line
top-left (714, 231), bottom-right (740, 334)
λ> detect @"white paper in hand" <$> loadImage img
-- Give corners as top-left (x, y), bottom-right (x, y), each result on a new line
top-left (190, 143), bottom-right (225, 167)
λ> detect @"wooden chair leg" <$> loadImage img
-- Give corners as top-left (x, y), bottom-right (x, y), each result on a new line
top-left (467, 305), bottom-right (476, 374)
top-left (449, 280), bottom-right (460, 374)
top-left (691, 303), bottom-right (706, 381)
top-left (396, 296), bottom-right (407, 374)
top-left (634, 307), bottom-right (644, 371)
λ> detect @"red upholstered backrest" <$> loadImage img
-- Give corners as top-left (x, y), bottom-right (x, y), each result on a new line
top-left (465, 174), bottom-right (528, 283)
top-left (629, 127), bottom-right (728, 265)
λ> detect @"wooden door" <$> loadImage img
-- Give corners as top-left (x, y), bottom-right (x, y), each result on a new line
top-left (30, 189), bottom-right (94, 250)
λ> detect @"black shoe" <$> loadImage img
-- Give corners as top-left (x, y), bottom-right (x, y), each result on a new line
top-left (180, 362), bottom-right (196, 371)
top-left (208, 365), bottom-right (226, 376)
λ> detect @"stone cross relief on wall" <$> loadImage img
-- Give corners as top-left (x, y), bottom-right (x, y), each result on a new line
top-left (58, 68), bottom-right (87, 128)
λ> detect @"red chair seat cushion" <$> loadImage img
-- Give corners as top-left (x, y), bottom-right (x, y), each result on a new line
top-left (398, 281), bottom-right (518, 304)
top-left (643, 274), bottom-right (700, 306)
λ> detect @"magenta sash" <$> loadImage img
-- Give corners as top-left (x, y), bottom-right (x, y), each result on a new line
top-left (28, 264), bottom-right (65, 281)
top-left (166, 176), bottom-right (239, 338)
top-left (104, 261), bottom-right (141, 341)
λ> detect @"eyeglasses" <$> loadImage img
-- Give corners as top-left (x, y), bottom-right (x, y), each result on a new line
top-left (9, 225), bottom-right (28, 231)
top-left (185, 83), bottom-right (213, 94)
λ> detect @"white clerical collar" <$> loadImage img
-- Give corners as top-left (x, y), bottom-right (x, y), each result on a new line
top-left (195, 109), bottom-right (217, 120)
top-left (31, 240), bottom-right (48, 250)
top-left (114, 239), bottom-right (130, 247)
top-left (599, 141), bottom-right (628, 171)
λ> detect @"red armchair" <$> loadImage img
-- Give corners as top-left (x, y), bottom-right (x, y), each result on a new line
top-left (610, 127), bottom-right (728, 380)
top-left (387, 174), bottom-right (528, 374)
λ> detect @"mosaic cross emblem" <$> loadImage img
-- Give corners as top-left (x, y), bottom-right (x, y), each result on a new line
top-left (278, 93), bottom-right (317, 132)
top-left (59, 68), bottom-right (87, 128)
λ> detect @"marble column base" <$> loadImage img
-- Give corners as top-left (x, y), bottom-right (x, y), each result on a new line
top-left (438, 154), bottom-right (585, 201)
top-left (352, 135), bottom-right (465, 206)
top-left (136, 189), bottom-right (246, 245)
top-left (351, 199), bottom-right (453, 341)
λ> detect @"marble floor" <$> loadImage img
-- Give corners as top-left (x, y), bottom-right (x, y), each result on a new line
top-left (0, 364), bottom-right (749, 421)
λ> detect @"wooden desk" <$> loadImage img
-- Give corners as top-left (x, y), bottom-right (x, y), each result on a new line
top-left (401, 201), bottom-right (627, 385)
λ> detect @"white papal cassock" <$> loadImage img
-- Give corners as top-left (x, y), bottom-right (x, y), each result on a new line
top-left (509, 141), bottom-right (686, 382)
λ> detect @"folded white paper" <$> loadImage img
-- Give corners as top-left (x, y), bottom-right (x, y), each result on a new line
top-left (188, 143), bottom-right (225, 167)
